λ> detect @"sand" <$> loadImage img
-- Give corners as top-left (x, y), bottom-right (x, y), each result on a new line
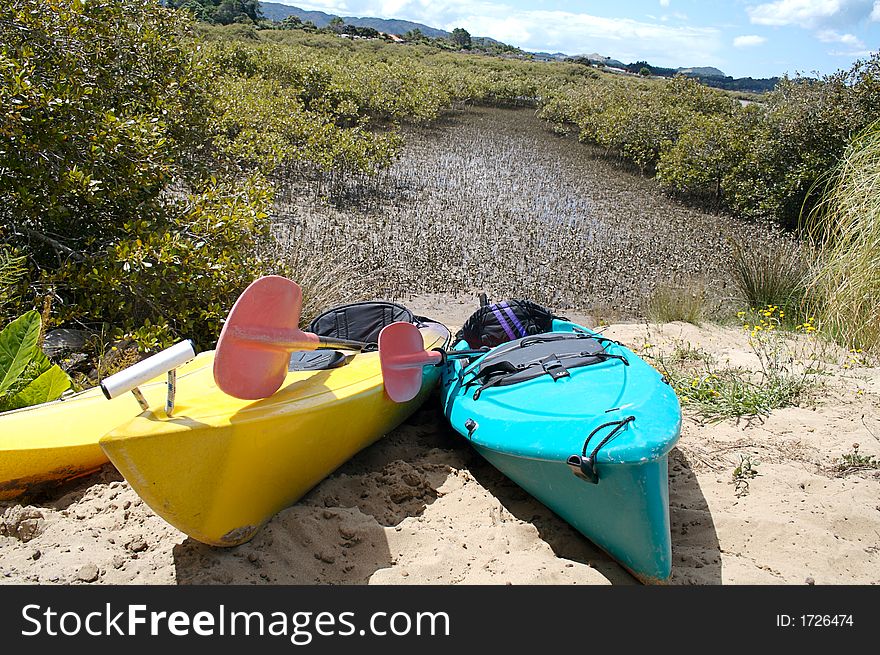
top-left (1, 299), bottom-right (878, 585)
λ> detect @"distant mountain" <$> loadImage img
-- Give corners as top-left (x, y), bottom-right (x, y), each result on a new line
top-left (677, 66), bottom-right (727, 78)
top-left (259, 3), bottom-right (321, 24)
top-left (259, 2), bottom-right (449, 38)
top-left (529, 51), bottom-right (569, 61)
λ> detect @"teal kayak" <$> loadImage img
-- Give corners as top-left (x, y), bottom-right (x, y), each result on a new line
top-left (439, 315), bottom-right (681, 583)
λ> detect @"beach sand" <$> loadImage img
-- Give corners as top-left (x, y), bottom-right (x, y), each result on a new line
top-left (1, 299), bottom-right (878, 585)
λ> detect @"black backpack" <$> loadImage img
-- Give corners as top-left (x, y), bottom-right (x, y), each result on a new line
top-left (457, 295), bottom-right (564, 349)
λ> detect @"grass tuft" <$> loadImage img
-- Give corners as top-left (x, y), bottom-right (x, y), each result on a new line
top-left (264, 222), bottom-right (375, 326)
top-left (646, 282), bottom-right (707, 325)
top-left (728, 234), bottom-right (811, 314)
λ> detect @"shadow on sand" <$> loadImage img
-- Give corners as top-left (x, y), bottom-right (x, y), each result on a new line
top-left (465, 444), bottom-right (722, 585)
top-left (464, 449), bottom-right (640, 584)
top-left (667, 447), bottom-right (723, 584)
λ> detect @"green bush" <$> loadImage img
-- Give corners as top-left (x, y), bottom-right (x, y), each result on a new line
top-left (657, 112), bottom-right (752, 208)
top-left (1, 2), bottom-right (448, 356)
top-left (540, 75), bottom-right (737, 173)
top-left (541, 55), bottom-right (880, 226)
top-left (0, 0), bottom-right (213, 265)
top-left (52, 177), bottom-right (273, 351)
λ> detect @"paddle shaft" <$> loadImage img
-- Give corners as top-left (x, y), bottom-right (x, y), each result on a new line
top-left (315, 336), bottom-right (370, 351)
top-left (229, 326), bottom-right (369, 352)
top-left (444, 349), bottom-right (489, 359)
top-left (389, 348), bottom-right (489, 371)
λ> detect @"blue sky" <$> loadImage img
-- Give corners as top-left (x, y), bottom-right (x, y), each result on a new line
top-left (280, 1), bottom-right (879, 78)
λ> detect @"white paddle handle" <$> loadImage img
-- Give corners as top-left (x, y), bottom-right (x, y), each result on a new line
top-left (100, 340), bottom-right (196, 400)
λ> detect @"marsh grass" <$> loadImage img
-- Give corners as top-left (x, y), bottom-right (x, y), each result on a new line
top-left (262, 222), bottom-right (375, 326)
top-left (807, 121), bottom-right (880, 353)
top-left (268, 107), bottom-right (791, 316)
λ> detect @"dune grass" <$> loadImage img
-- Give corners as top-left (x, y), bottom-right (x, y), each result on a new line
top-left (645, 282), bottom-right (707, 325)
top-left (807, 121), bottom-right (880, 353)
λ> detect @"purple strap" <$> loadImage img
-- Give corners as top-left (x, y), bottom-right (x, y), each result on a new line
top-left (499, 301), bottom-right (527, 338)
top-left (490, 304), bottom-right (517, 342)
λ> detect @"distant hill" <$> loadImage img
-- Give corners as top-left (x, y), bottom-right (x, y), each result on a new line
top-left (677, 66), bottom-right (727, 78)
top-left (581, 53), bottom-right (627, 69)
top-left (258, 3), bottom-right (775, 89)
top-left (567, 56), bottom-right (778, 93)
top-left (259, 2), bottom-right (449, 38)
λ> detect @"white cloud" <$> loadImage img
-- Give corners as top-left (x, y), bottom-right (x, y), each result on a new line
top-left (815, 28), bottom-right (871, 54)
top-left (816, 28), bottom-right (864, 44)
top-left (294, 1), bottom-right (350, 13)
top-left (284, 2), bottom-right (725, 66)
top-left (747, 0), bottom-right (876, 28)
top-left (828, 47), bottom-right (875, 54)
top-left (660, 0), bottom-right (671, 7)
top-left (734, 34), bottom-right (768, 46)
top-left (458, 9), bottom-right (721, 64)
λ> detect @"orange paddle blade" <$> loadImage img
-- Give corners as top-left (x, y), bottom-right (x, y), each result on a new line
top-left (213, 276), bottom-right (311, 400)
top-left (379, 322), bottom-right (442, 403)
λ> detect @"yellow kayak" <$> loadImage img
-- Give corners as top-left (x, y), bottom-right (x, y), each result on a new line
top-left (100, 321), bottom-right (450, 546)
top-left (0, 352), bottom-right (214, 500)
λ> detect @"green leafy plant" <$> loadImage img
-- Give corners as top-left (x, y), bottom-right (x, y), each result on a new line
top-left (0, 311), bottom-right (71, 412)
